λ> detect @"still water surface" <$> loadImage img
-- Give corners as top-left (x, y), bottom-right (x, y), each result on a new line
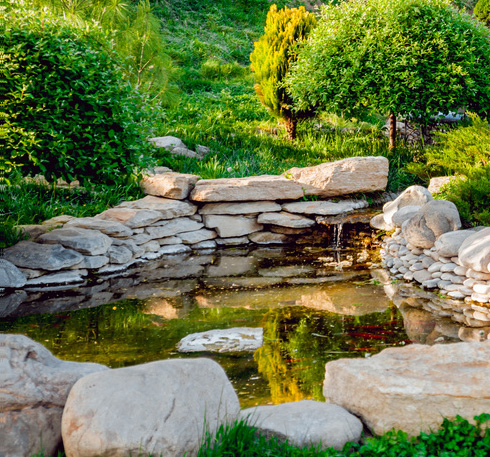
top-left (1, 245), bottom-right (414, 407)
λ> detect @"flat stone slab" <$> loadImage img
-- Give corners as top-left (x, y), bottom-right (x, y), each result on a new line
top-left (284, 156), bottom-right (389, 197)
top-left (249, 232), bottom-right (291, 244)
top-left (39, 227), bottom-right (113, 256)
top-left (199, 201), bottom-right (282, 215)
top-left (146, 218), bottom-right (204, 238)
top-left (240, 400), bottom-right (363, 451)
top-left (323, 342), bottom-right (490, 436)
top-left (177, 229), bottom-right (217, 245)
top-left (0, 259), bottom-right (27, 288)
top-left (64, 217), bottom-right (133, 237)
top-left (118, 196), bottom-right (197, 219)
top-left (177, 327), bottom-right (263, 353)
top-left (257, 211), bottom-right (315, 228)
top-left (3, 241), bottom-right (84, 271)
top-left (25, 271), bottom-right (87, 286)
top-left (190, 175), bottom-right (305, 202)
top-left (283, 199), bottom-right (368, 216)
top-left (140, 172), bottom-right (200, 200)
top-left (97, 208), bottom-right (163, 228)
top-left (203, 215), bottom-right (263, 238)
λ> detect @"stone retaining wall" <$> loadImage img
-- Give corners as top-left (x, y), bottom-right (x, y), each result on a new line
top-left (372, 185), bottom-right (490, 324)
top-left (1, 156), bottom-right (390, 290)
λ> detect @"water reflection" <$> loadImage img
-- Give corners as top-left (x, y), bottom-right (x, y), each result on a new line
top-left (1, 245), bottom-right (485, 407)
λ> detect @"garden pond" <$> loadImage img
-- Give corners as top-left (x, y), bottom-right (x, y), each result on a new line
top-left (0, 232), bottom-right (470, 408)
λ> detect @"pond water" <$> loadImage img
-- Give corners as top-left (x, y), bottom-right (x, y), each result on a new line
top-left (0, 236), bottom-right (467, 408)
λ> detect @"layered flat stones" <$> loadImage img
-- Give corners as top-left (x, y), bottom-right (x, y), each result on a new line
top-left (140, 172), bottom-right (200, 200)
top-left (282, 199), bottom-right (368, 216)
top-left (203, 215), bottom-right (263, 238)
top-left (39, 228), bottom-right (112, 256)
top-left (118, 196), bottom-right (197, 219)
top-left (257, 211), bottom-right (315, 228)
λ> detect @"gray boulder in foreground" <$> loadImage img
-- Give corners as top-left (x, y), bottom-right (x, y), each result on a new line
top-left (240, 400), bottom-right (363, 450)
top-left (0, 334), bottom-right (107, 457)
top-left (323, 342), bottom-right (490, 436)
top-left (62, 358), bottom-right (240, 457)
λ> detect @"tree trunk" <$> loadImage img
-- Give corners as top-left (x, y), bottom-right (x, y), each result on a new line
top-left (284, 117), bottom-right (297, 141)
top-left (389, 111), bottom-right (396, 151)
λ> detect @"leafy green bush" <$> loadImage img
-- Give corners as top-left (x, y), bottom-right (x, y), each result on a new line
top-left (250, 4), bottom-right (317, 140)
top-left (2, 4), bottom-right (155, 186)
top-left (475, 0), bottom-right (490, 25)
top-left (286, 0), bottom-right (490, 149)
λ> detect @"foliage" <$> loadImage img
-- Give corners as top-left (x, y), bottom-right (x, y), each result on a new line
top-left (2, 3), bottom-right (155, 186)
top-left (198, 414), bottom-right (490, 457)
top-left (250, 4), bottom-right (317, 139)
top-left (474, 0), bottom-right (490, 25)
top-left (286, 0), bottom-right (490, 142)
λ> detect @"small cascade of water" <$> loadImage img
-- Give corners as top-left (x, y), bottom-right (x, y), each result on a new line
top-left (333, 221), bottom-right (344, 250)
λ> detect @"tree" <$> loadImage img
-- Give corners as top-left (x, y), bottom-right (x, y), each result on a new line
top-left (285, 0), bottom-right (490, 149)
top-left (250, 4), bottom-right (317, 140)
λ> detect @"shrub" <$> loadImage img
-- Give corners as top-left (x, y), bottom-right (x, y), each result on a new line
top-left (286, 0), bottom-right (490, 149)
top-left (475, 0), bottom-right (490, 25)
top-left (2, 3), bottom-right (155, 186)
top-left (250, 5), bottom-right (317, 140)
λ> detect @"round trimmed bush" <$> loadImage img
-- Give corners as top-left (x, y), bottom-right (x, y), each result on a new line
top-left (2, 6), bottom-right (154, 186)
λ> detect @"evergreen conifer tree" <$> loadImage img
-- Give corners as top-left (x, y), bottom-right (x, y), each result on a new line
top-left (250, 5), bottom-right (316, 140)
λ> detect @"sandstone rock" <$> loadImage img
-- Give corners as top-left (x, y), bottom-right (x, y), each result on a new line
top-left (323, 342), bottom-right (490, 436)
top-left (178, 229), bottom-right (217, 244)
top-left (118, 196), bottom-right (197, 219)
top-left (434, 230), bottom-right (475, 258)
top-left (177, 327), bottom-right (263, 353)
top-left (190, 175), bottom-right (305, 202)
top-left (383, 186), bottom-right (433, 226)
top-left (41, 215), bottom-right (76, 227)
top-left (282, 199), bottom-right (368, 216)
top-left (0, 259), bottom-right (27, 288)
top-left (240, 400), bottom-right (363, 451)
top-left (403, 200), bottom-right (461, 249)
top-left (203, 215), bottom-right (263, 237)
top-left (39, 227), bottom-right (112, 256)
top-left (459, 228), bottom-right (490, 273)
top-left (97, 208), bottom-right (162, 228)
top-left (284, 156), bottom-right (389, 197)
top-left (257, 211), bottom-right (315, 228)
top-left (428, 176), bottom-right (453, 194)
top-left (146, 218), bottom-right (204, 238)
top-left (199, 201), bottom-right (281, 215)
top-left (1, 334), bottom-right (107, 457)
top-left (140, 172), bottom-right (200, 200)
top-left (4, 241), bottom-right (84, 271)
top-left (391, 205), bottom-right (421, 228)
top-left (249, 232), bottom-right (291, 244)
top-left (62, 358), bottom-right (240, 457)
top-left (64, 217), bottom-right (133, 237)
top-left (15, 224), bottom-right (50, 241)
top-left (370, 213), bottom-right (394, 231)
top-left (149, 136), bottom-right (185, 150)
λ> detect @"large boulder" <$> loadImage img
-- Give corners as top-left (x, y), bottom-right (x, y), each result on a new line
top-left (62, 358), bottom-right (240, 457)
top-left (402, 200), bottom-right (461, 249)
top-left (434, 229), bottom-right (475, 258)
top-left (459, 227), bottom-right (490, 273)
top-left (382, 185), bottom-right (433, 226)
top-left (323, 342), bottom-right (490, 436)
top-left (284, 156), bottom-right (389, 197)
top-left (190, 175), bottom-right (305, 202)
top-left (0, 334), bottom-right (107, 457)
top-left (240, 400), bottom-right (363, 451)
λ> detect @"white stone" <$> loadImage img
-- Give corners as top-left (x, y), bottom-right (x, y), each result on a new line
top-left (203, 215), bottom-right (263, 237)
top-left (459, 228), bottom-right (490, 273)
top-left (240, 400), bottom-right (363, 451)
top-left (177, 327), bottom-right (263, 353)
top-left (383, 186), bottom-right (433, 226)
top-left (257, 211), bottom-right (315, 228)
top-left (199, 201), bottom-right (281, 215)
top-left (282, 199), bottom-right (368, 216)
top-left (149, 135), bottom-right (185, 150)
top-left (434, 230), bottom-right (474, 258)
top-left (391, 205), bottom-right (421, 228)
top-left (284, 156), bottom-right (389, 197)
top-left (140, 172), bottom-right (200, 200)
top-left (323, 342), bottom-right (490, 436)
top-left (190, 175), bottom-right (305, 202)
top-left (473, 283), bottom-right (490, 295)
top-left (62, 359), bottom-right (240, 457)
top-left (370, 213), bottom-right (394, 231)
top-left (1, 334), bottom-right (107, 457)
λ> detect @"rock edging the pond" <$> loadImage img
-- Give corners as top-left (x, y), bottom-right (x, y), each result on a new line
top-left (1, 156), bottom-right (390, 290)
top-left (370, 185), bottom-right (490, 320)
